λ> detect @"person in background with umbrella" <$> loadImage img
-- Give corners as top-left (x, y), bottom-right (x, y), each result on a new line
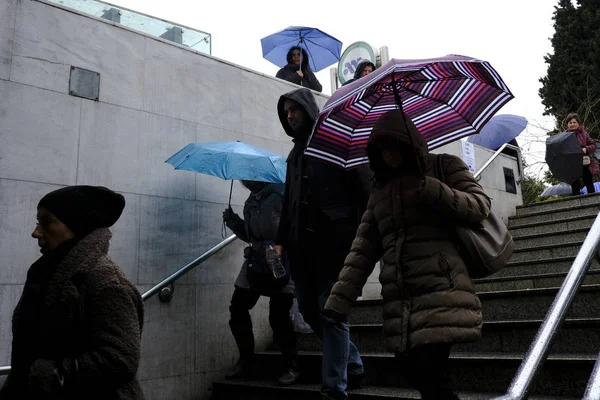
top-left (275, 46), bottom-right (323, 92)
top-left (324, 109), bottom-right (491, 400)
top-left (274, 87), bottom-right (372, 400)
top-left (221, 180), bottom-right (299, 386)
top-left (341, 59), bottom-right (376, 87)
top-left (565, 112), bottom-right (598, 195)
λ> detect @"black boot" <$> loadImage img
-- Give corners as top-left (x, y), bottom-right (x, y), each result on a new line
top-left (225, 358), bottom-right (254, 380)
top-left (277, 366), bottom-right (300, 386)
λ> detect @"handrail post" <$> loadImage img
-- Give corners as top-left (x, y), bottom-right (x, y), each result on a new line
top-left (492, 212), bottom-right (600, 400)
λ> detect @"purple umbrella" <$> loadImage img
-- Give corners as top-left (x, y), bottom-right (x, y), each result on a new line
top-left (467, 114), bottom-right (528, 150)
top-left (304, 55), bottom-right (514, 169)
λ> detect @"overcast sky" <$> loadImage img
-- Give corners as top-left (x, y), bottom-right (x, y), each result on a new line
top-left (111, 0), bottom-right (558, 176)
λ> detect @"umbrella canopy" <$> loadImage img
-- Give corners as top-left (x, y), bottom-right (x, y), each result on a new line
top-left (467, 114), bottom-right (528, 150)
top-left (261, 26), bottom-right (343, 72)
top-left (166, 141), bottom-right (287, 183)
top-left (545, 131), bottom-right (583, 184)
top-left (304, 55), bottom-right (514, 168)
top-left (540, 183), bottom-right (572, 197)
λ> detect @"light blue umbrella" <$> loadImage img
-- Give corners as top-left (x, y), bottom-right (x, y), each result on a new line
top-left (261, 26), bottom-right (343, 72)
top-left (166, 141), bottom-right (287, 206)
top-left (467, 114), bottom-right (528, 150)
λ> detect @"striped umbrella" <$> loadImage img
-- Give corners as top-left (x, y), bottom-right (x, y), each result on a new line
top-left (305, 55), bottom-right (514, 168)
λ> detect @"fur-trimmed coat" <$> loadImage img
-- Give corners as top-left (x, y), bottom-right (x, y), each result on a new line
top-left (324, 110), bottom-right (491, 353)
top-left (0, 228), bottom-right (145, 400)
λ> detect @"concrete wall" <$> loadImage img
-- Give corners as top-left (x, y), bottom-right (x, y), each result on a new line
top-left (0, 0), bottom-right (328, 398)
top-left (0, 0), bottom-right (522, 396)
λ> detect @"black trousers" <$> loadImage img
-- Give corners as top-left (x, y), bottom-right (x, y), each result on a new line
top-left (229, 287), bottom-right (297, 368)
top-left (396, 343), bottom-right (459, 400)
top-left (572, 166), bottom-right (595, 195)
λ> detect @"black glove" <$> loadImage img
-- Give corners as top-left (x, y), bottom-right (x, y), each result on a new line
top-left (222, 207), bottom-right (235, 222)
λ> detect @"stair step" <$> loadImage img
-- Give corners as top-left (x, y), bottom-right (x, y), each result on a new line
top-left (515, 193), bottom-right (600, 217)
top-left (246, 351), bottom-right (594, 397)
top-left (510, 206), bottom-right (598, 228)
top-left (349, 285), bottom-right (600, 324)
top-left (504, 256), bottom-right (598, 276)
top-left (212, 380), bottom-right (578, 400)
top-left (473, 269), bottom-right (600, 291)
top-left (509, 214), bottom-right (596, 237)
top-left (296, 318), bottom-right (600, 354)
top-left (513, 228), bottom-right (588, 248)
top-left (510, 241), bottom-right (583, 263)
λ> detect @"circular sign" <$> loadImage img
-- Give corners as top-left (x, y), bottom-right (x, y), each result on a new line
top-left (337, 42), bottom-right (378, 85)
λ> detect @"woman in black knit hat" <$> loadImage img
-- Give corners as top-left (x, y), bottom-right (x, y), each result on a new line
top-left (0, 185), bottom-right (145, 400)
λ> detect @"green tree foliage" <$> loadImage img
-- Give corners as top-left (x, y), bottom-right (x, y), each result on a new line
top-left (521, 174), bottom-right (548, 204)
top-left (539, 0), bottom-right (600, 136)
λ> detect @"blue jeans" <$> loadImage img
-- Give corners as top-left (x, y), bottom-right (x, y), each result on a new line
top-left (295, 279), bottom-right (364, 400)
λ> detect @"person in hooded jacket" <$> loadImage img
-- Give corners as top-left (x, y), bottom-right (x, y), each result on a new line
top-left (222, 180), bottom-right (299, 386)
top-left (273, 87), bottom-right (372, 400)
top-left (324, 109), bottom-right (491, 400)
top-left (341, 59), bottom-right (376, 87)
top-left (275, 46), bottom-right (323, 92)
top-left (0, 185), bottom-right (145, 400)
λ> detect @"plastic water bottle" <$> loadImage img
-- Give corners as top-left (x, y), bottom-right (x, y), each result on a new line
top-left (266, 242), bottom-right (286, 279)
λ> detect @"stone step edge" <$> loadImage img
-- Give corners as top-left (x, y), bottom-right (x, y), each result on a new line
top-left (509, 213), bottom-right (597, 230)
top-left (512, 227), bottom-right (589, 241)
top-left (473, 269), bottom-right (600, 284)
top-left (212, 380), bottom-right (510, 399)
top-left (513, 240), bottom-right (583, 253)
top-left (511, 203), bottom-right (599, 220)
top-left (506, 255), bottom-right (579, 267)
top-left (353, 284), bottom-right (600, 306)
top-left (515, 192), bottom-right (600, 211)
top-left (346, 317), bottom-right (600, 331)
top-left (256, 350), bottom-right (598, 362)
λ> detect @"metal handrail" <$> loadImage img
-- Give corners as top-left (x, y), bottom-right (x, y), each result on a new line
top-left (492, 212), bottom-right (600, 400)
top-left (0, 234), bottom-right (239, 376)
top-left (584, 354), bottom-right (600, 399)
top-left (142, 234), bottom-right (238, 301)
top-left (473, 143), bottom-right (523, 180)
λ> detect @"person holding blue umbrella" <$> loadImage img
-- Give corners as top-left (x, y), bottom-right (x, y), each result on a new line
top-left (261, 26), bottom-right (343, 93)
top-left (275, 46), bottom-right (323, 92)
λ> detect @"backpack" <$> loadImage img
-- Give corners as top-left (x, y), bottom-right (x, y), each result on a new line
top-left (435, 154), bottom-right (515, 279)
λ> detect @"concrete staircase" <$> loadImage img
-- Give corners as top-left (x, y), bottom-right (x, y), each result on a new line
top-left (212, 194), bottom-right (600, 399)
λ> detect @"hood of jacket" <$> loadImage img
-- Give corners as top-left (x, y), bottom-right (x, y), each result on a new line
top-left (366, 109), bottom-right (428, 180)
top-left (277, 88), bottom-right (320, 139)
top-left (354, 59), bottom-right (376, 79)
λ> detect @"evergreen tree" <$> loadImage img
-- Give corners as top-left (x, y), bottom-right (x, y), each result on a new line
top-left (539, 0), bottom-right (600, 136)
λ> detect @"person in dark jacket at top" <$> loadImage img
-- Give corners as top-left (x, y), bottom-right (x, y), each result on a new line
top-left (275, 46), bottom-right (323, 92)
top-left (222, 181), bottom-right (299, 386)
top-left (342, 59), bottom-right (376, 87)
top-left (0, 185), bottom-right (145, 400)
top-left (273, 87), bottom-right (372, 400)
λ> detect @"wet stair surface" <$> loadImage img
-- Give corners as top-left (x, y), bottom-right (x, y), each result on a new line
top-left (212, 194), bottom-right (600, 399)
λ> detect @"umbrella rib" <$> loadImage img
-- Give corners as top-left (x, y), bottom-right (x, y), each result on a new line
top-left (303, 37), bottom-right (340, 63)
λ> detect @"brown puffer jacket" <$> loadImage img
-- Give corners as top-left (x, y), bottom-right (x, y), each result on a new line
top-left (324, 109), bottom-right (491, 353)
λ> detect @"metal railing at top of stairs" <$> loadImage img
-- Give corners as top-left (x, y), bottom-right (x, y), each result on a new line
top-left (492, 213), bottom-right (600, 400)
top-left (0, 234), bottom-right (239, 377)
top-left (473, 143), bottom-right (523, 181)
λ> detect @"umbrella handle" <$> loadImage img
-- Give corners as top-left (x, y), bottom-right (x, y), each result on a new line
top-left (222, 180), bottom-right (234, 238)
top-left (228, 180), bottom-right (233, 207)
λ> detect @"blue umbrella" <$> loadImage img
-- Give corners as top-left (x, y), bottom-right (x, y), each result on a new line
top-left (166, 141), bottom-right (287, 206)
top-left (540, 183), bottom-right (572, 197)
top-left (467, 114), bottom-right (528, 150)
top-left (260, 26), bottom-right (342, 72)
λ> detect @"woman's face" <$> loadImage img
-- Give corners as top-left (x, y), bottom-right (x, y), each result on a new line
top-left (567, 118), bottom-right (580, 131)
top-left (291, 50), bottom-right (302, 66)
top-left (31, 208), bottom-right (75, 254)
